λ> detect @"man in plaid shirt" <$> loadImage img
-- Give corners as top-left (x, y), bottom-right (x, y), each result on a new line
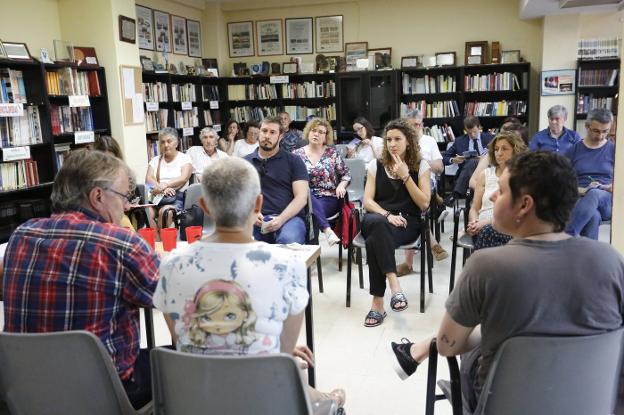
top-left (2, 149), bottom-right (160, 409)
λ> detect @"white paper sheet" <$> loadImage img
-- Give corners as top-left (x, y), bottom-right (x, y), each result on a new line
top-left (123, 68), bottom-right (135, 99)
top-left (132, 93), bottom-right (145, 123)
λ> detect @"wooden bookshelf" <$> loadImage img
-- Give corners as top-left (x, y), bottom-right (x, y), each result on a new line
top-left (574, 58), bottom-right (619, 124)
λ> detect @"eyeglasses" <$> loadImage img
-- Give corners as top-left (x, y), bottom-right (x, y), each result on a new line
top-left (106, 188), bottom-right (140, 204)
top-left (589, 128), bottom-right (610, 136)
top-left (311, 128), bottom-right (327, 135)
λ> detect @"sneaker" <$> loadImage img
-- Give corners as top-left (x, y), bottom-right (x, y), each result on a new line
top-left (390, 338), bottom-right (418, 380)
top-left (431, 244), bottom-right (448, 261)
top-left (437, 209), bottom-right (449, 223)
top-left (325, 229), bottom-right (341, 247)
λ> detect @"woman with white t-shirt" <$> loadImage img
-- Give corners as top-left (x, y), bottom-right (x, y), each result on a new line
top-left (346, 116), bottom-right (384, 163)
top-left (145, 127), bottom-right (193, 229)
top-left (186, 127), bottom-right (229, 183)
top-left (232, 122), bottom-right (260, 158)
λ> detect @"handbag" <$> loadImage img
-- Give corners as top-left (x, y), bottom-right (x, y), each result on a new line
top-left (334, 201), bottom-right (357, 249)
top-left (153, 156), bottom-right (181, 206)
top-left (174, 204), bottom-right (204, 241)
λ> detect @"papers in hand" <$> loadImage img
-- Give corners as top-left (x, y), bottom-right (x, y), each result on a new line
top-left (151, 193), bottom-right (164, 205)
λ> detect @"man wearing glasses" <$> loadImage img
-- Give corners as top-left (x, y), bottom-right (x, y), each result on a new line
top-left (565, 108), bottom-right (615, 240)
top-left (245, 115), bottom-right (309, 244)
top-left (2, 149), bottom-right (161, 409)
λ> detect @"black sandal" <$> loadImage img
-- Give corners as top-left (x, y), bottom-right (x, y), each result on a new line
top-left (390, 292), bottom-right (408, 312)
top-left (364, 310), bottom-right (387, 327)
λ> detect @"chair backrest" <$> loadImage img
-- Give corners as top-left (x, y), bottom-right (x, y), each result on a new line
top-left (475, 328), bottom-right (624, 415)
top-left (183, 183), bottom-right (203, 210)
top-left (0, 331), bottom-right (141, 415)
top-left (150, 348), bottom-right (314, 415)
top-left (344, 158), bottom-right (366, 202)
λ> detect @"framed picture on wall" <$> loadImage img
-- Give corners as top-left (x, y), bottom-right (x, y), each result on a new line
top-left (228, 21), bottom-right (254, 58)
top-left (541, 69), bottom-right (576, 96)
top-left (315, 15), bottom-right (343, 53)
top-left (136, 5), bottom-right (154, 50)
top-left (187, 19), bottom-right (202, 57)
top-left (119, 15), bottom-right (136, 44)
top-left (171, 15), bottom-right (188, 55)
top-left (285, 17), bottom-right (313, 55)
top-left (154, 10), bottom-right (171, 53)
top-left (256, 19), bottom-right (283, 56)
top-left (345, 42), bottom-right (367, 71)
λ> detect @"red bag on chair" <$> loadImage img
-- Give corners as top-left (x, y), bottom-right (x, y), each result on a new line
top-left (335, 201), bottom-right (357, 249)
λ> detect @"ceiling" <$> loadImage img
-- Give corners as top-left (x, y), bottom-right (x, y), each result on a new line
top-left (520, 0), bottom-right (623, 19)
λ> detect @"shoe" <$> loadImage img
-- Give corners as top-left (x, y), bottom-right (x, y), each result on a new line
top-left (431, 244), bottom-right (448, 261)
top-left (436, 209), bottom-right (449, 223)
top-left (396, 262), bottom-right (413, 277)
top-left (364, 310), bottom-right (387, 327)
top-left (390, 292), bottom-right (408, 312)
top-left (443, 194), bottom-right (455, 207)
top-left (390, 338), bottom-right (419, 380)
top-left (318, 388), bottom-right (346, 408)
top-left (325, 229), bottom-right (341, 247)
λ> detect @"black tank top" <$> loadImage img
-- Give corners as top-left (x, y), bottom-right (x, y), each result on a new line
top-left (374, 160), bottom-right (421, 217)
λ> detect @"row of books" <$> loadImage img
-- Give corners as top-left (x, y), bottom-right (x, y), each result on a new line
top-left (577, 38), bottom-right (620, 59)
top-left (0, 159), bottom-right (39, 191)
top-left (46, 68), bottom-right (101, 96)
top-left (171, 83), bottom-right (197, 102)
top-left (0, 107), bottom-right (43, 148)
top-left (423, 124), bottom-right (456, 143)
top-left (144, 82), bottom-right (169, 103)
top-left (281, 81), bottom-right (336, 98)
top-left (50, 105), bottom-right (94, 135)
top-left (576, 95), bottom-right (616, 114)
top-left (228, 84), bottom-right (278, 101)
top-left (577, 69), bottom-right (619, 87)
top-left (0, 69), bottom-right (27, 103)
top-left (400, 100), bottom-right (461, 119)
top-left (464, 72), bottom-right (521, 92)
top-left (229, 106), bottom-right (279, 123)
top-left (283, 105), bottom-right (336, 122)
top-left (173, 108), bottom-right (199, 128)
top-left (402, 74), bottom-right (456, 95)
top-left (202, 85), bottom-right (220, 101)
top-left (54, 144), bottom-right (71, 170)
top-left (145, 109), bottom-right (169, 133)
top-left (203, 110), bottom-right (222, 126)
top-left (464, 101), bottom-right (527, 117)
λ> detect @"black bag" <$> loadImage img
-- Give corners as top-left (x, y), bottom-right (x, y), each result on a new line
top-left (175, 204), bottom-right (204, 241)
top-left (157, 194), bottom-right (179, 206)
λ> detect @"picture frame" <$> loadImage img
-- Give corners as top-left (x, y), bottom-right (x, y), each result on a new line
top-left (154, 10), bottom-right (171, 53)
top-left (435, 52), bottom-right (456, 66)
top-left (136, 5), bottom-right (154, 50)
top-left (256, 19), bottom-right (283, 56)
top-left (53, 39), bottom-right (74, 62)
top-left (140, 56), bottom-right (154, 72)
top-left (541, 69), bottom-right (575, 96)
top-left (465, 41), bottom-right (488, 65)
top-left (119, 15), bottom-right (136, 44)
top-left (0, 40), bottom-right (7, 59)
top-left (2, 42), bottom-right (32, 61)
top-left (368, 47), bottom-right (392, 69)
top-left (228, 21), bottom-right (254, 58)
top-left (186, 19), bottom-right (202, 57)
top-left (74, 46), bottom-right (98, 67)
top-left (315, 15), bottom-right (343, 53)
top-left (345, 42), bottom-right (368, 71)
top-left (285, 17), bottom-right (313, 55)
top-left (171, 15), bottom-right (188, 55)
top-left (401, 55), bottom-right (422, 69)
top-left (501, 50), bottom-right (521, 64)
top-left (39, 48), bottom-right (53, 64)
top-left (282, 62), bottom-right (298, 74)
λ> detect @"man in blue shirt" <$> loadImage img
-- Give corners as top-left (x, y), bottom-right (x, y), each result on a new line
top-left (245, 116), bottom-right (309, 244)
top-left (278, 111), bottom-right (305, 152)
top-left (529, 105), bottom-right (580, 153)
top-left (564, 108), bottom-right (614, 240)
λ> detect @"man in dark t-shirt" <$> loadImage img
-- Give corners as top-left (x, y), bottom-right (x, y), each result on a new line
top-left (245, 116), bottom-right (309, 244)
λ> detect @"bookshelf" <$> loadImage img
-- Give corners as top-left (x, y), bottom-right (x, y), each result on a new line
top-left (0, 60), bottom-right (111, 242)
top-left (574, 58), bottom-right (619, 126)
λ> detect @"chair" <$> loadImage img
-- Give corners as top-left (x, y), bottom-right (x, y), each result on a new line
top-left (0, 331), bottom-right (151, 415)
top-left (343, 158), bottom-right (366, 205)
top-left (150, 348), bottom-right (336, 415)
top-left (305, 192), bottom-right (326, 293)
top-left (424, 327), bottom-right (624, 415)
top-left (449, 189), bottom-right (474, 293)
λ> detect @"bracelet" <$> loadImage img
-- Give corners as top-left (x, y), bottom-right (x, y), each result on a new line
top-left (384, 211), bottom-right (391, 218)
top-left (402, 175), bottom-right (410, 184)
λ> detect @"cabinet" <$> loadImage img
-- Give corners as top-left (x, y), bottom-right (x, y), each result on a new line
top-left (574, 58), bottom-right (619, 126)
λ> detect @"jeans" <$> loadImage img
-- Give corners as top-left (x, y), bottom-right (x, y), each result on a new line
top-left (122, 349), bottom-right (152, 409)
top-left (311, 195), bottom-right (339, 231)
top-left (253, 216), bottom-right (306, 244)
top-left (566, 188), bottom-right (612, 240)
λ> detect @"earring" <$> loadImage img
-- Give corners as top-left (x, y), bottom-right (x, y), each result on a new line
top-left (515, 217), bottom-right (521, 224)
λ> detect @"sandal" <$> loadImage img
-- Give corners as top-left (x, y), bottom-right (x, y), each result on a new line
top-left (390, 292), bottom-right (408, 312)
top-left (364, 310), bottom-right (387, 327)
top-left (396, 262), bottom-right (413, 277)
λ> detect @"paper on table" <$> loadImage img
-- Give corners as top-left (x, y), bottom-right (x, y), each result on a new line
top-left (123, 67), bottom-right (135, 99)
top-left (132, 93), bottom-right (145, 123)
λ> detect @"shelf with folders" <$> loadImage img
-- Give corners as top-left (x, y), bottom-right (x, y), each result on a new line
top-left (574, 58), bottom-right (620, 124)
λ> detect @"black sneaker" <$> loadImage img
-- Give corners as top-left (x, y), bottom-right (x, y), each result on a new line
top-left (390, 338), bottom-right (419, 380)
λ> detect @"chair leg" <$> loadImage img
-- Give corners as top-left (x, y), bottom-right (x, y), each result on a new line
top-left (338, 242), bottom-right (343, 272)
top-left (426, 228), bottom-right (433, 294)
top-left (449, 211), bottom-right (461, 294)
top-left (357, 248), bottom-right (364, 289)
top-left (447, 356), bottom-right (463, 415)
top-left (425, 339), bottom-right (439, 415)
top-left (420, 232), bottom-right (426, 313)
top-left (316, 256), bottom-right (323, 293)
top-left (346, 245), bottom-right (352, 307)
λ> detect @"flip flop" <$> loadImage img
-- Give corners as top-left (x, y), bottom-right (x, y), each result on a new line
top-left (364, 310), bottom-right (387, 327)
top-left (391, 292), bottom-right (408, 312)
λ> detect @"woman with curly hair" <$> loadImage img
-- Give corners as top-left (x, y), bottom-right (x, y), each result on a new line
top-left (361, 119), bottom-right (431, 327)
top-left (219, 119), bottom-right (244, 155)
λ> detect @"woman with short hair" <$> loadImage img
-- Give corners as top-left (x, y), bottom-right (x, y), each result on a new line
top-left (187, 127), bottom-right (229, 183)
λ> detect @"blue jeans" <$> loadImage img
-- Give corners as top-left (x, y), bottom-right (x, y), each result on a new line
top-left (311, 195), bottom-right (339, 231)
top-left (566, 188), bottom-right (612, 240)
top-left (253, 216), bottom-right (306, 244)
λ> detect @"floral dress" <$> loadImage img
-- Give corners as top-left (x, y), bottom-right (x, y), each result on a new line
top-left (293, 146), bottom-right (351, 198)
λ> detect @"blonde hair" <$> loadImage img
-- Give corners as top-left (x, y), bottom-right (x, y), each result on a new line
top-left (303, 118), bottom-right (334, 145)
top-left (487, 131), bottom-right (528, 167)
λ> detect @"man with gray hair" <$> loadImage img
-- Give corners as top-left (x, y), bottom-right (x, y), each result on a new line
top-left (2, 149), bottom-right (161, 409)
top-left (186, 126), bottom-right (229, 182)
top-left (529, 104), bottom-right (580, 152)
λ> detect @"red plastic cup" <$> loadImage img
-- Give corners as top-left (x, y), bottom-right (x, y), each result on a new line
top-left (137, 227), bottom-right (156, 249)
top-left (160, 228), bottom-right (178, 252)
top-left (185, 226), bottom-right (203, 244)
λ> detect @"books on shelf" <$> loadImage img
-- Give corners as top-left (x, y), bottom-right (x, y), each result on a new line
top-left (203, 110), bottom-right (222, 126)
top-left (401, 74), bottom-right (456, 94)
top-left (173, 108), bottom-right (199, 128)
top-left (281, 81), bottom-right (336, 98)
top-left (143, 82), bottom-right (169, 102)
top-left (577, 37), bottom-right (620, 59)
top-left (576, 95), bottom-right (617, 114)
top-left (283, 105), bottom-right (336, 122)
top-left (171, 83), bottom-right (197, 102)
top-left (50, 105), bottom-right (94, 135)
top-left (0, 159), bottom-right (39, 191)
top-left (464, 72), bottom-right (521, 92)
top-left (578, 69), bottom-right (619, 87)
top-left (145, 109), bottom-right (169, 132)
top-left (229, 106), bottom-right (279, 123)
top-left (400, 100), bottom-right (460, 119)
top-left (202, 84), bottom-right (220, 101)
top-left (146, 137), bottom-right (159, 160)
top-left (0, 106), bottom-right (42, 147)
top-left (464, 101), bottom-right (527, 117)
top-left (227, 84), bottom-right (278, 101)
top-left (45, 68), bottom-right (100, 96)
top-left (423, 124), bottom-right (456, 143)
top-left (54, 143), bottom-right (71, 170)
top-left (0, 69), bottom-right (27, 103)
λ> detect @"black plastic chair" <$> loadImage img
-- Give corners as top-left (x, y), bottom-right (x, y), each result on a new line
top-left (449, 189), bottom-right (474, 293)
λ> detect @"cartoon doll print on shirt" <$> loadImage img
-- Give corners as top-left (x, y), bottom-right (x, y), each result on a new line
top-left (182, 279), bottom-right (257, 353)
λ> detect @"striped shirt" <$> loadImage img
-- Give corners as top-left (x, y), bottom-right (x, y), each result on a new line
top-left (2, 208), bottom-right (160, 380)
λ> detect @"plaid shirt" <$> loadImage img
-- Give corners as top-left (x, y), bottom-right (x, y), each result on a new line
top-left (2, 208), bottom-right (160, 380)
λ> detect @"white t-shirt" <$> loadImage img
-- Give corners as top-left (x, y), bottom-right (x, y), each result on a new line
top-left (367, 158), bottom-right (430, 179)
top-left (232, 139), bottom-right (259, 158)
top-left (418, 134), bottom-right (442, 163)
top-left (148, 152), bottom-right (192, 191)
top-left (353, 136), bottom-right (384, 164)
top-left (186, 146), bottom-right (229, 181)
top-left (153, 241), bottom-right (308, 356)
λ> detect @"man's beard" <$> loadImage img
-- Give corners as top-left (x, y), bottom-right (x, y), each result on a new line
top-left (260, 139), bottom-right (277, 152)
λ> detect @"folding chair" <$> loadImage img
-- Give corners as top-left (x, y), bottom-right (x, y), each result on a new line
top-left (449, 189), bottom-right (474, 293)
